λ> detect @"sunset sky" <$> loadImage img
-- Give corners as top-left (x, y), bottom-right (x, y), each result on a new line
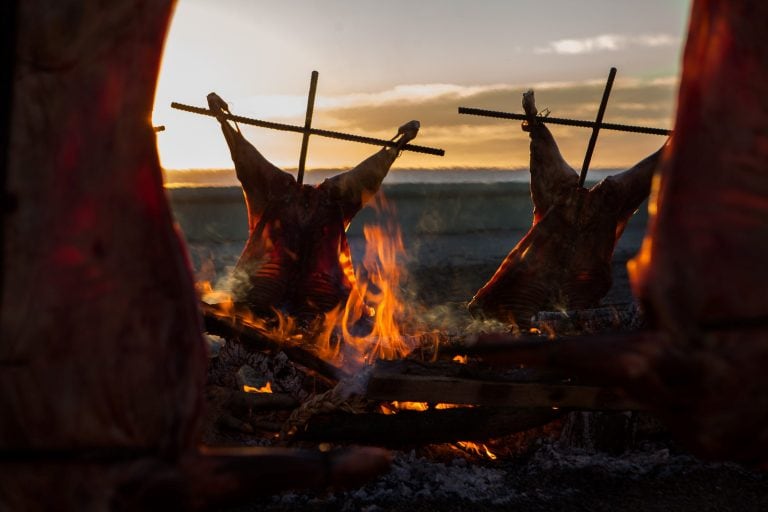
top-left (153, 0), bottom-right (691, 174)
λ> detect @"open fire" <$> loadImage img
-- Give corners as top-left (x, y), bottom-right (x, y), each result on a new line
top-left (199, 191), bottom-right (426, 370)
top-left (7, 0), bottom-right (768, 509)
top-left (198, 186), bottom-right (511, 460)
top-left (191, 73), bottom-right (666, 469)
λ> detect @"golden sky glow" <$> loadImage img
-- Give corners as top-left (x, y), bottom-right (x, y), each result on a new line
top-left (153, 0), bottom-right (691, 173)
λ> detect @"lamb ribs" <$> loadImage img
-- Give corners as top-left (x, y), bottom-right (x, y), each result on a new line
top-left (0, 1), bottom-right (390, 509)
top-left (467, 0), bottom-right (768, 464)
top-left (469, 91), bottom-right (663, 328)
top-left (207, 92), bottom-right (418, 322)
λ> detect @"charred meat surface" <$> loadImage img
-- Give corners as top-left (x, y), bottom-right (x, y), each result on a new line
top-left (624, 0), bottom-right (768, 461)
top-left (469, 92), bottom-right (663, 328)
top-left (0, 1), bottom-right (390, 509)
top-left (208, 92), bottom-right (418, 321)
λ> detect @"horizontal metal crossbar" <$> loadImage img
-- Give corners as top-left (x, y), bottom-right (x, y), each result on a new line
top-left (172, 102), bottom-right (445, 156)
top-left (458, 106), bottom-right (671, 136)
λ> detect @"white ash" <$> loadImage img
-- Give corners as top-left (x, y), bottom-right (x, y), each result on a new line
top-left (267, 441), bottom-right (745, 510)
top-left (208, 339), bottom-right (310, 401)
top-left (529, 442), bottom-right (699, 477)
top-left (205, 334), bottom-right (226, 358)
top-left (273, 451), bottom-right (515, 509)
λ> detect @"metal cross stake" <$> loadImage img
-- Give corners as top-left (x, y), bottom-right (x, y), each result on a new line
top-left (579, 67), bottom-right (617, 187)
top-left (458, 67), bottom-right (672, 185)
top-left (297, 70), bottom-right (319, 184)
top-left (172, 71), bottom-right (445, 185)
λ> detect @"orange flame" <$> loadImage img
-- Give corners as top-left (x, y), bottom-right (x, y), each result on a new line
top-left (337, 193), bottom-right (415, 365)
top-left (455, 441), bottom-right (498, 460)
top-left (243, 381), bottom-right (273, 393)
top-left (197, 192), bottom-right (421, 371)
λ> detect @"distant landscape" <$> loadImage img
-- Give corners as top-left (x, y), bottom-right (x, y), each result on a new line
top-left (162, 167), bottom-right (628, 188)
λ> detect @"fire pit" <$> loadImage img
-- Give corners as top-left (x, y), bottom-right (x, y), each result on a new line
top-left (5, 0), bottom-right (768, 509)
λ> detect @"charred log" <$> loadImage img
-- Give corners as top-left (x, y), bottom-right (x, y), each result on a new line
top-left (207, 385), bottom-right (299, 412)
top-left (295, 407), bottom-right (561, 446)
top-left (533, 302), bottom-right (646, 335)
top-left (468, 92), bottom-right (663, 328)
top-left (366, 359), bottom-right (643, 411)
top-left (201, 302), bottom-right (349, 384)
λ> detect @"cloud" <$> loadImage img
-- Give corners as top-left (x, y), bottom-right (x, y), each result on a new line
top-left (535, 33), bottom-right (680, 55)
top-left (298, 77), bottom-right (677, 169)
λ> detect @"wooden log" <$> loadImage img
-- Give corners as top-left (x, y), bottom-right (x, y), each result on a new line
top-left (0, 446), bottom-right (392, 510)
top-left (206, 385), bottom-right (298, 411)
top-left (201, 303), bottom-right (349, 384)
top-left (295, 407), bottom-right (561, 445)
top-left (533, 302), bottom-right (645, 334)
top-left (374, 358), bottom-right (568, 384)
top-left (203, 385), bottom-right (294, 434)
top-left (366, 360), bottom-right (643, 411)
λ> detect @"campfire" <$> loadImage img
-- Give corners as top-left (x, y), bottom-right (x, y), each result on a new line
top-left (5, 0), bottom-right (768, 509)
top-left (194, 79), bottom-right (654, 460)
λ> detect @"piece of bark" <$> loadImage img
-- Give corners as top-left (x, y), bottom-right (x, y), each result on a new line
top-left (375, 358), bottom-right (570, 384)
top-left (533, 302), bottom-right (646, 335)
top-left (296, 407), bottom-right (561, 446)
top-left (468, 92), bottom-right (664, 328)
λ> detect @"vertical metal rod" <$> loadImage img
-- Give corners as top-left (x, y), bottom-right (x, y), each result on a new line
top-left (579, 67), bottom-right (617, 187)
top-left (297, 70), bottom-right (319, 185)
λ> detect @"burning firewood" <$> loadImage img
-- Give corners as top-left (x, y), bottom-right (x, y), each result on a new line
top-left (0, 1), bottom-right (391, 509)
top-left (207, 91), bottom-right (419, 323)
top-left (468, 91), bottom-right (664, 328)
top-left (463, 0), bottom-right (768, 464)
top-left (295, 407), bottom-right (562, 446)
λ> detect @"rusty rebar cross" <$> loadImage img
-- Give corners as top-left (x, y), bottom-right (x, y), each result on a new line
top-left (172, 71), bottom-right (445, 185)
top-left (458, 67), bottom-right (672, 184)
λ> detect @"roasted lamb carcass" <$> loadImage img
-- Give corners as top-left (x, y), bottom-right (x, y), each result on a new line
top-left (468, 92), bottom-right (663, 328)
top-left (0, 1), bottom-right (389, 509)
top-left (471, 0), bottom-right (768, 464)
top-left (207, 93), bottom-right (418, 322)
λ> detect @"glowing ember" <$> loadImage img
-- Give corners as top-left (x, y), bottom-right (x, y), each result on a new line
top-left (243, 382), bottom-right (273, 394)
top-left (455, 441), bottom-right (498, 460)
top-left (391, 401), bottom-right (430, 412)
